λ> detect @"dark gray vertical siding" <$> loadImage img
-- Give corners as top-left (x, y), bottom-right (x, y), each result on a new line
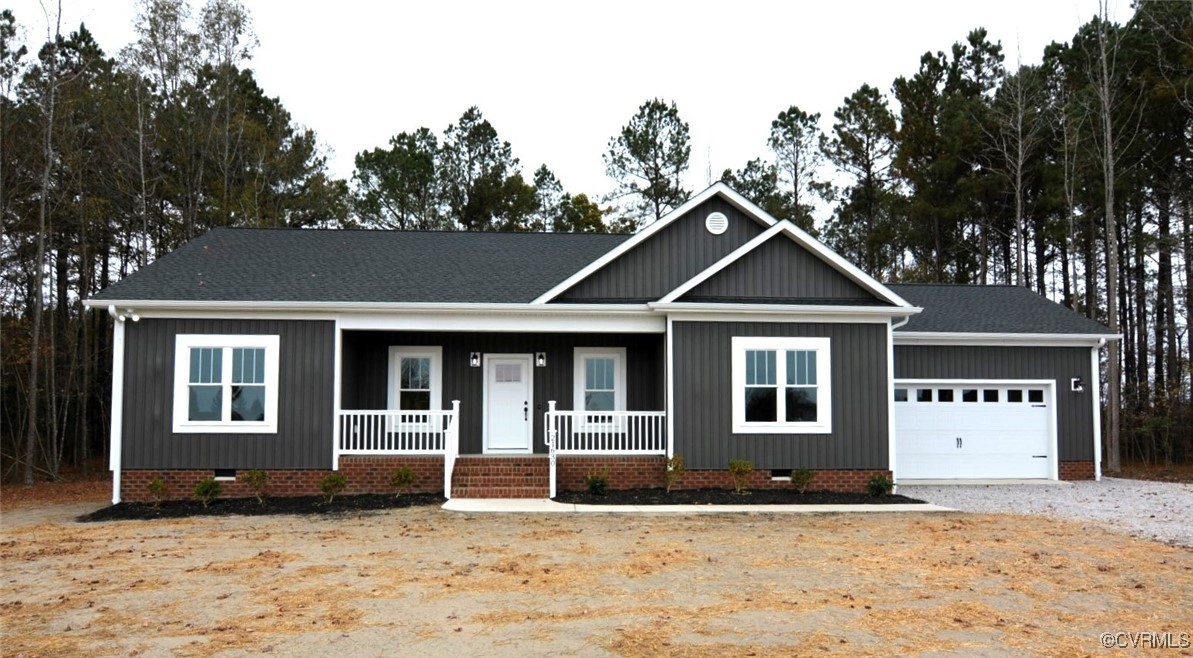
top-left (341, 331), bottom-right (665, 454)
top-left (672, 321), bottom-right (889, 470)
top-left (894, 345), bottom-right (1094, 461)
top-left (682, 236), bottom-right (880, 302)
top-left (556, 198), bottom-right (767, 301)
top-left (122, 318), bottom-right (334, 469)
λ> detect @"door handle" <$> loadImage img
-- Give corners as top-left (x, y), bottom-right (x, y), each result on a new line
top-left (956, 437), bottom-right (962, 449)
top-left (523, 402), bottom-right (528, 421)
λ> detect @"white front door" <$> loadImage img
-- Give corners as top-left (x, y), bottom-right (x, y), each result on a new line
top-left (484, 354), bottom-right (533, 453)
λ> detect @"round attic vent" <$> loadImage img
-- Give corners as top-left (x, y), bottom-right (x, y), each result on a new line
top-left (705, 211), bottom-right (728, 235)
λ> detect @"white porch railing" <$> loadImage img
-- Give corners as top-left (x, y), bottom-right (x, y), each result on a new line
top-left (337, 401), bottom-right (461, 499)
top-left (544, 401), bottom-right (666, 498)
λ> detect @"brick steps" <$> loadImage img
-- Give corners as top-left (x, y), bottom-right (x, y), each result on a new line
top-left (450, 456), bottom-right (549, 498)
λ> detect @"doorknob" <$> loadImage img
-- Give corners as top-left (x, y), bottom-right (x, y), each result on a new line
top-left (523, 402), bottom-right (528, 421)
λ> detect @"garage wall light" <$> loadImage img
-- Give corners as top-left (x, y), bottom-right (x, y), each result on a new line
top-left (1071, 377), bottom-right (1084, 392)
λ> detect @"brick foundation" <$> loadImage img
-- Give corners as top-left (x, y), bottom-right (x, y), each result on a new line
top-left (556, 456), bottom-right (668, 492)
top-left (674, 468), bottom-right (890, 493)
top-left (1059, 460), bottom-right (1096, 480)
top-left (119, 456), bottom-right (445, 502)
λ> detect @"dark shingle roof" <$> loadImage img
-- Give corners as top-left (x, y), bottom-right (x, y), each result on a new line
top-left (888, 283), bottom-right (1115, 335)
top-left (90, 228), bottom-right (631, 304)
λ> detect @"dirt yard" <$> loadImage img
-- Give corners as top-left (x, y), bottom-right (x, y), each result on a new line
top-left (2, 499), bottom-right (1191, 657)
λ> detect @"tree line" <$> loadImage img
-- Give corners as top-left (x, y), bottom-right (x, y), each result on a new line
top-left (2, 0), bottom-right (1190, 484)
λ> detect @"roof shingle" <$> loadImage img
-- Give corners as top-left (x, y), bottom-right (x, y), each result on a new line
top-left (888, 283), bottom-right (1115, 335)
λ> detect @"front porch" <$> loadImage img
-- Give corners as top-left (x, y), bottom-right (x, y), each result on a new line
top-left (335, 329), bottom-right (669, 498)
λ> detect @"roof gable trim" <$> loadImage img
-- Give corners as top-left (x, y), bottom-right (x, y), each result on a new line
top-left (658, 220), bottom-right (913, 307)
top-left (529, 183), bottom-right (776, 304)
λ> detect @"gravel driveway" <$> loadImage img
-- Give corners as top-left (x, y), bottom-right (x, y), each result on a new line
top-left (901, 477), bottom-right (1193, 547)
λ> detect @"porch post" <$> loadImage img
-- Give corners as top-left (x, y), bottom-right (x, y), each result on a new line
top-left (547, 400), bottom-right (557, 499)
top-left (332, 317), bottom-right (342, 470)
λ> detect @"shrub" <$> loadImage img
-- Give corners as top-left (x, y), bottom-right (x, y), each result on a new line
top-left (241, 469), bottom-right (269, 504)
top-left (665, 454), bottom-right (686, 493)
top-left (867, 473), bottom-right (893, 497)
top-left (389, 466), bottom-right (416, 496)
top-left (790, 468), bottom-right (814, 494)
top-left (584, 468), bottom-right (609, 496)
top-left (147, 477), bottom-right (168, 508)
top-left (320, 473), bottom-right (347, 503)
top-left (728, 459), bottom-right (753, 495)
top-left (193, 478), bottom-right (221, 508)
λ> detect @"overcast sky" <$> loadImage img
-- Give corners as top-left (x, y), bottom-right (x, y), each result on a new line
top-left (10, 0), bottom-right (1131, 201)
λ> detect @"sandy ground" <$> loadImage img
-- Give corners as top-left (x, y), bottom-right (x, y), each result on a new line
top-left (2, 501), bottom-right (1191, 657)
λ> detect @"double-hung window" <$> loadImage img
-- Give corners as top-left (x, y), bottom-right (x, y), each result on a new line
top-left (388, 347), bottom-right (442, 414)
top-left (574, 348), bottom-right (626, 427)
top-left (731, 336), bottom-right (831, 434)
top-left (172, 334), bottom-right (280, 433)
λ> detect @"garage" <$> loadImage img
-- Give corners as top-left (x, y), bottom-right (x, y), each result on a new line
top-left (894, 380), bottom-right (1056, 480)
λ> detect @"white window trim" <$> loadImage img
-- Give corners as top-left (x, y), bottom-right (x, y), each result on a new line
top-left (387, 346), bottom-right (443, 413)
top-left (573, 347), bottom-right (627, 413)
top-left (731, 336), bottom-right (832, 434)
top-left (172, 334), bottom-right (280, 434)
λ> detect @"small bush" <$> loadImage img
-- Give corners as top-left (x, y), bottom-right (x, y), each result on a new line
top-left (867, 473), bottom-right (893, 497)
top-left (147, 477), bottom-right (168, 508)
top-left (584, 468), bottom-right (609, 496)
top-left (728, 459), bottom-right (753, 495)
top-left (241, 469), bottom-right (269, 504)
top-left (665, 454), bottom-right (686, 493)
top-left (790, 468), bottom-right (814, 494)
top-left (320, 473), bottom-right (347, 503)
top-left (193, 478), bottom-right (221, 508)
top-left (389, 466), bottom-right (416, 496)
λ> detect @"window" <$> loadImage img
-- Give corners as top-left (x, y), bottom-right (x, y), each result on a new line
top-left (172, 334), bottom-right (279, 433)
top-left (388, 347), bottom-right (442, 412)
top-left (573, 348), bottom-right (626, 413)
top-left (894, 388), bottom-right (908, 402)
top-left (731, 337), bottom-right (831, 434)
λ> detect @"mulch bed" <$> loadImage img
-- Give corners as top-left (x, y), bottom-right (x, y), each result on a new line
top-left (78, 492), bottom-right (446, 522)
top-left (555, 488), bottom-right (925, 505)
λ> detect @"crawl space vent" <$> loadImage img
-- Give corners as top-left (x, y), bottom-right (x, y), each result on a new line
top-left (705, 211), bottom-right (728, 235)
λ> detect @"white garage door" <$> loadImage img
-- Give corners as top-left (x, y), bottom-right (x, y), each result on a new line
top-left (894, 381), bottom-right (1054, 479)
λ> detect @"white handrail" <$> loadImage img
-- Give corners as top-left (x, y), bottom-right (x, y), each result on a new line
top-left (547, 409), bottom-right (667, 455)
top-left (338, 409), bottom-right (455, 454)
top-left (546, 401), bottom-right (558, 498)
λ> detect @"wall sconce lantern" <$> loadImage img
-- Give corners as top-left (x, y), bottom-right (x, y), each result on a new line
top-left (469, 352), bottom-right (481, 368)
top-left (535, 352), bottom-right (547, 367)
top-left (1071, 377), bottom-right (1084, 392)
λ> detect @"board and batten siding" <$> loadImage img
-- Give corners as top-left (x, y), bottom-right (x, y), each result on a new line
top-left (556, 198), bottom-right (767, 302)
top-left (894, 345), bottom-right (1094, 461)
top-left (122, 318), bottom-right (335, 469)
top-left (672, 321), bottom-right (890, 470)
top-left (342, 331), bottom-right (665, 454)
top-left (681, 234), bottom-right (882, 304)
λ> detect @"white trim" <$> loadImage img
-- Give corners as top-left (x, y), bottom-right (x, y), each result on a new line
top-left (332, 316), bottom-right (343, 470)
top-left (893, 378), bottom-right (1059, 481)
top-left (573, 347), bottom-right (627, 413)
top-left (665, 315), bottom-right (675, 459)
top-left (886, 318), bottom-right (897, 482)
top-left (658, 220), bottom-right (913, 307)
top-left (109, 318), bottom-right (126, 504)
top-left (84, 298), bottom-right (656, 315)
top-left (482, 353), bottom-right (535, 454)
top-left (894, 332), bottom-right (1120, 347)
top-left (387, 346), bottom-right (443, 413)
top-left (172, 334), bottom-right (280, 434)
top-left (1091, 346), bottom-right (1103, 481)
top-left (530, 183), bottom-right (777, 304)
top-left (650, 303), bottom-right (918, 319)
top-left (341, 311), bottom-right (664, 333)
top-left (731, 336), bottom-right (833, 434)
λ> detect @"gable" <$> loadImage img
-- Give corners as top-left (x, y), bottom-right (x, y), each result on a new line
top-left (554, 196), bottom-right (769, 303)
top-left (679, 233), bottom-right (886, 305)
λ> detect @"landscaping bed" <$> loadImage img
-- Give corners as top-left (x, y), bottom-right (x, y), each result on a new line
top-left (78, 492), bottom-right (445, 522)
top-left (555, 487), bottom-right (924, 505)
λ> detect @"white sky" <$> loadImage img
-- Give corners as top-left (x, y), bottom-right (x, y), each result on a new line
top-left (10, 0), bottom-right (1131, 201)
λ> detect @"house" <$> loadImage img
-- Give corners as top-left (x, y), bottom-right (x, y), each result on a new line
top-left (85, 183), bottom-right (1117, 503)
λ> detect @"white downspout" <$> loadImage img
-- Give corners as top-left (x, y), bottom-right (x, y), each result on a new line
top-left (1092, 338), bottom-right (1106, 482)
